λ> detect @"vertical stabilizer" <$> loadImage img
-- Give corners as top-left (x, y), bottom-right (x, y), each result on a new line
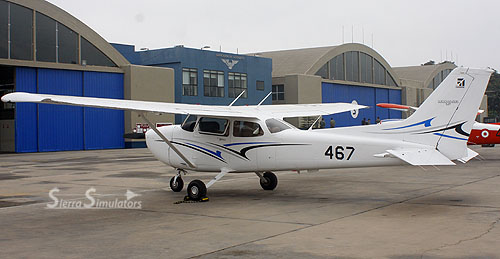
top-left (380, 67), bottom-right (492, 160)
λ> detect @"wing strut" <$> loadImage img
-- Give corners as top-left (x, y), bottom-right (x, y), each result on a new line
top-left (228, 90), bottom-right (246, 106)
top-left (140, 112), bottom-right (196, 169)
top-left (257, 92), bottom-right (272, 106)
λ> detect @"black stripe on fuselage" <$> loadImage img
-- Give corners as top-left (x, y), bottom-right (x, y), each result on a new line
top-left (212, 143), bottom-right (308, 160)
top-left (417, 121), bottom-right (470, 137)
top-left (155, 140), bottom-right (226, 163)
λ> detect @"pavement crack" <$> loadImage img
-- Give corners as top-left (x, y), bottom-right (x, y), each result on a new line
top-left (420, 215), bottom-right (500, 258)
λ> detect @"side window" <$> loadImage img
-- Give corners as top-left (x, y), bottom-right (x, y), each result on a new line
top-left (265, 118), bottom-right (291, 133)
top-left (198, 117), bottom-right (229, 136)
top-left (233, 121), bottom-right (264, 137)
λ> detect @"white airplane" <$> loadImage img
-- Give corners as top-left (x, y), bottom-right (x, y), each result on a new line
top-left (1, 67), bottom-right (492, 201)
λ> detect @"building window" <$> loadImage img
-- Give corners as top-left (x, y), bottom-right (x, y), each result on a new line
top-left (81, 37), bottom-right (116, 67)
top-left (0, 0), bottom-right (7, 59)
top-left (373, 59), bottom-right (385, 85)
top-left (360, 52), bottom-right (373, 84)
top-left (182, 68), bottom-right (198, 96)
top-left (57, 22), bottom-right (78, 64)
top-left (256, 80), bottom-right (265, 91)
top-left (315, 63), bottom-right (328, 79)
top-left (272, 84), bottom-right (284, 101)
top-left (329, 54), bottom-right (344, 80)
top-left (10, 3), bottom-right (33, 61)
top-left (345, 51), bottom-right (359, 82)
top-left (228, 72), bottom-right (247, 98)
top-left (36, 12), bottom-right (56, 62)
top-left (386, 71), bottom-right (397, 87)
top-left (35, 12), bottom-right (79, 64)
top-left (203, 70), bottom-right (224, 97)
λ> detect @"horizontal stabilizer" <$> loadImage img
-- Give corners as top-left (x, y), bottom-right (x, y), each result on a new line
top-left (457, 148), bottom-right (479, 163)
top-left (386, 148), bottom-right (455, 166)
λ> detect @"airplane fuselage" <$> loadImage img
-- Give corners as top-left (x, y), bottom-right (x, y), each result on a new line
top-left (145, 120), bottom-right (431, 173)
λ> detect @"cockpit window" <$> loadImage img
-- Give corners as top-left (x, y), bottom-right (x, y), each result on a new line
top-left (265, 118), bottom-right (291, 133)
top-left (198, 117), bottom-right (229, 136)
top-left (233, 121), bottom-right (264, 137)
top-left (181, 115), bottom-right (197, 132)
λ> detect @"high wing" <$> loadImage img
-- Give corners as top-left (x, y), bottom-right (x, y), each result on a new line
top-left (1, 92), bottom-right (367, 119)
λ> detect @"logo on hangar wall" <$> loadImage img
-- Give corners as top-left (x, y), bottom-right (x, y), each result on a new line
top-left (221, 59), bottom-right (239, 69)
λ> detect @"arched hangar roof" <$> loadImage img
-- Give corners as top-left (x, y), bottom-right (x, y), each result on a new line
top-left (4, 0), bottom-right (129, 68)
top-left (257, 43), bottom-right (400, 85)
top-left (393, 62), bottom-right (457, 89)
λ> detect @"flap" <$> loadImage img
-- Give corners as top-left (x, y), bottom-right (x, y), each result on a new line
top-left (386, 148), bottom-right (455, 166)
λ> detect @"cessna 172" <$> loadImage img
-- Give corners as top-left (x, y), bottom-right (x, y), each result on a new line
top-left (1, 67), bottom-right (492, 201)
top-left (376, 103), bottom-right (500, 146)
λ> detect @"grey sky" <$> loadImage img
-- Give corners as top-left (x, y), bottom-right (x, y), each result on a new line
top-left (46, 0), bottom-right (500, 70)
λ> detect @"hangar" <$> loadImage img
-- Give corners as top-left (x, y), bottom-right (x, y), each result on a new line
top-left (393, 62), bottom-right (488, 122)
top-left (258, 43), bottom-right (402, 128)
top-left (0, 0), bottom-right (487, 153)
top-left (0, 0), bottom-right (271, 152)
top-left (258, 44), bottom-right (488, 128)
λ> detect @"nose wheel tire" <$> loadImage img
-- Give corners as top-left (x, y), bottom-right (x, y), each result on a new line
top-left (170, 176), bottom-right (184, 192)
top-left (260, 172), bottom-right (278, 190)
top-left (187, 180), bottom-right (207, 201)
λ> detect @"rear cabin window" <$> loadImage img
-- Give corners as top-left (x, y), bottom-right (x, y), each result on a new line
top-left (265, 118), bottom-right (291, 133)
top-left (198, 117), bottom-right (229, 136)
top-left (233, 121), bottom-right (264, 137)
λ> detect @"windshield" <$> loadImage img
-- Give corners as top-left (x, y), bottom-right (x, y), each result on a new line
top-left (265, 118), bottom-right (291, 133)
top-left (181, 115), bottom-right (197, 132)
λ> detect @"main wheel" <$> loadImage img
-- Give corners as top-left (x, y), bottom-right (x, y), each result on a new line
top-left (260, 172), bottom-right (278, 190)
top-left (187, 180), bottom-right (207, 201)
top-left (170, 176), bottom-right (184, 192)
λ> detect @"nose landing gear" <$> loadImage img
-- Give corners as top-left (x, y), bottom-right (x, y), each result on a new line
top-left (170, 169), bottom-right (186, 192)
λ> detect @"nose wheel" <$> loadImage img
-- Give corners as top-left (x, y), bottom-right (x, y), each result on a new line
top-left (170, 176), bottom-right (184, 192)
top-left (257, 171), bottom-right (278, 190)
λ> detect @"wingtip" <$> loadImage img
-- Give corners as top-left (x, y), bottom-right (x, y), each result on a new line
top-left (1, 92), bottom-right (14, 103)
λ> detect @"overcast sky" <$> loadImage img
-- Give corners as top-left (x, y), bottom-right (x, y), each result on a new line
top-left (46, 0), bottom-right (500, 70)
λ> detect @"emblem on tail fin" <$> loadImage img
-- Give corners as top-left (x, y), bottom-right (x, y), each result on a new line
top-left (456, 78), bottom-right (465, 88)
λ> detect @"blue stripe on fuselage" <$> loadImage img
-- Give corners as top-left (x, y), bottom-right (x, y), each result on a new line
top-left (185, 143), bottom-right (222, 158)
top-left (384, 118), bottom-right (434, 130)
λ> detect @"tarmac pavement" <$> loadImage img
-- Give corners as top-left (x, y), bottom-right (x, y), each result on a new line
top-left (1, 146), bottom-right (499, 258)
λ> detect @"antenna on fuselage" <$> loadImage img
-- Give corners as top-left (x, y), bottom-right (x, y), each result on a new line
top-left (229, 90), bottom-right (246, 106)
top-left (257, 92), bottom-right (272, 107)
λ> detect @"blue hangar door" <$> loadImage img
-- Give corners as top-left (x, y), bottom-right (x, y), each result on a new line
top-left (14, 67), bottom-right (124, 152)
top-left (321, 82), bottom-right (402, 127)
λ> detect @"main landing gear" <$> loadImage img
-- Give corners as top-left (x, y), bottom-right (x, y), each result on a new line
top-left (256, 171), bottom-right (278, 190)
top-left (170, 169), bottom-right (230, 201)
top-left (170, 170), bottom-right (278, 201)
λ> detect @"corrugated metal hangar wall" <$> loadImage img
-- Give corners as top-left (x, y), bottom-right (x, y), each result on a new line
top-left (15, 67), bottom-right (124, 152)
top-left (322, 82), bottom-right (401, 127)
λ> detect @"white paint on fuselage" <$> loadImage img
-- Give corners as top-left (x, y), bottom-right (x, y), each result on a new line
top-left (145, 120), bottom-right (430, 173)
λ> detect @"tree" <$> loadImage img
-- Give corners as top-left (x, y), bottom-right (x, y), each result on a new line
top-left (487, 70), bottom-right (500, 120)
